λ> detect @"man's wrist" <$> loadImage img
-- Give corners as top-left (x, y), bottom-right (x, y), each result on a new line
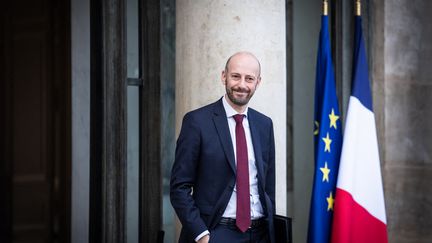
top-left (195, 230), bottom-right (210, 242)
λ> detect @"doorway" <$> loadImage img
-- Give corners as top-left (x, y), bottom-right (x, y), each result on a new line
top-left (1, 0), bottom-right (71, 242)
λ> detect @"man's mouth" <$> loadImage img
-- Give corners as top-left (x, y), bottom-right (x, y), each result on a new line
top-left (233, 89), bottom-right (248, 95)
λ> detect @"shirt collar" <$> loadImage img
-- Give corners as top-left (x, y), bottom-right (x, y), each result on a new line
top-left (222, 95), bottom-right (248, 118)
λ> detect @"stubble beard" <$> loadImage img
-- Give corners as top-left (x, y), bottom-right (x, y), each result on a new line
top-left (226, 86), bottom-right (254, 107)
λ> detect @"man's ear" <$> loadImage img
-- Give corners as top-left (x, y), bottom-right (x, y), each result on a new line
top-left (256, 76), bottom-right (262, 88)
top-left (221, 70), bottom-right (227, 85)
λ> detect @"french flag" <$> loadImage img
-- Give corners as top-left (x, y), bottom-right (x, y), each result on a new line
top-left (331, 16), bottom-right (388, 243)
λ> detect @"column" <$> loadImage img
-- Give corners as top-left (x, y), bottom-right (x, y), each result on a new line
top-left (380, 0), bottom-right (432, 242)
top-left (176, 0), bottom-right (287, 215)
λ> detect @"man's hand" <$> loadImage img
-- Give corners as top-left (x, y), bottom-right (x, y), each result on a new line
top-left (197, 234), bottom-right (210, 243)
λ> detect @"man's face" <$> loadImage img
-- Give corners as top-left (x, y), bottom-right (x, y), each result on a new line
top-left (221, 54), bottom-right (261, 107)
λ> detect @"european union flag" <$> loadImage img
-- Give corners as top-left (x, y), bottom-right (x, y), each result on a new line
top-left (307, 14), bottom-right (343, 243)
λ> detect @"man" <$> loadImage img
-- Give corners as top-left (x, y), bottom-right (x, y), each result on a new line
top-left (170, 52), bottom-right (275, 243)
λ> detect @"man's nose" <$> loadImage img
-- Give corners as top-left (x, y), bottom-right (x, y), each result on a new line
top-left (238, 76), bottom-right (247, 87)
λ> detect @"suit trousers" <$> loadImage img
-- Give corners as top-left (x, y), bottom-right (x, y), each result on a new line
top-left (209, 221), bottom-right (270, 243)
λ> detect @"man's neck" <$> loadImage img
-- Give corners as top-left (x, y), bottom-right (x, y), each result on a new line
top-left (224, 95), bottom-right (247, 113)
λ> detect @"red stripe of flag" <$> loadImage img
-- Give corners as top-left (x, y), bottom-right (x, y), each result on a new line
top-left (331, 189), bottom-right (388, 243)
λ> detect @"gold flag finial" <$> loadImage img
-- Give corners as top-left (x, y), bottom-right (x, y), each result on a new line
top-left (323, 0), bottom-right (329, 16)
top-left (355, 0), bottom-right (361, 16)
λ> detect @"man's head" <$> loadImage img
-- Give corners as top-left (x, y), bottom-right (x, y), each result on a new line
top-left (221, 52), bottom-right (261, 111)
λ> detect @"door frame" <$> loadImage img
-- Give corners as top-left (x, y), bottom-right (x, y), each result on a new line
top-left (139, 0), bottom-right (163, 242)
top-left (88, 0), bottom-right (162, 242)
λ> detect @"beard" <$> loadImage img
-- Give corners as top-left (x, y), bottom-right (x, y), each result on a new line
top-left (226, 85), bottom-right (255, 106)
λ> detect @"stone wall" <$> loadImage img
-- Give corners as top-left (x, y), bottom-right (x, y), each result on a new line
top-left (380, 0), bottom-right (432, 242)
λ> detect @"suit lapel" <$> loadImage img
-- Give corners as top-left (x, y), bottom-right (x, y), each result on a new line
top-left (248, 110), bottom-right (265, 189)
top-left (212, 99), bottom-right (236, 173)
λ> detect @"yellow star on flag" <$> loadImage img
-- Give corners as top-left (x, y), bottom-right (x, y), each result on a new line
top-left (322, 132), bottom-right (332, 152)
top-left (329, 108), bottom-right (339, 129)
top-left (314, 121), bottom-right (319, 136)
top-left (320, 162), bottom-right (331, 182)
top-left (326, 191), bottom-right (334, 211)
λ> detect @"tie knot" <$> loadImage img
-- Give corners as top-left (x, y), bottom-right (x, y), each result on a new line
top-left (233, 114), bottom-right (244, 124)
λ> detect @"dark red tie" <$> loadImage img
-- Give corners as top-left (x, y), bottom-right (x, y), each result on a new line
top-left (233, 114), bottom-right (250, 232)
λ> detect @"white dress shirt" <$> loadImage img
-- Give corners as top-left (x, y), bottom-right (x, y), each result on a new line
top-left (221, 95), bottom-right (264, 219)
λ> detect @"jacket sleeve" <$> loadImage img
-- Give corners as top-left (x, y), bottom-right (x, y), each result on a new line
top-left (170, 112), bottom-right (207, 239)
top-left (266, 120), bottom-right (276, 213)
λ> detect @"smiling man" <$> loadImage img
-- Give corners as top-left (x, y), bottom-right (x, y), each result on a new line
top-left (170, 52), bottom-right (276, 243)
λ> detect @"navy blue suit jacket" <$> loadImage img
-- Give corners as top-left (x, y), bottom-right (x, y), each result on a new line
top-left (170, 98), bottom-right (276, 243)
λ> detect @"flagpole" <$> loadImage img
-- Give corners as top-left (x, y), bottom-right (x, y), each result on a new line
top-left (355, 0), bottom-right (361, 16)
top-left (323, 0), bottom-right (328, 16)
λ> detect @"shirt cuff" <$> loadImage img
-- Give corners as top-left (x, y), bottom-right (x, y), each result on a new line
top-left (195, 230), bottom-right (210, 242)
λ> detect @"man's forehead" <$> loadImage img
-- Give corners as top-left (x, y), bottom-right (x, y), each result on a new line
top-left (228, 53), bottom-right (259, 66)
top-left (227, 69), bottom-right (258, 77)
top-left (225, 52), bottom-right (261, 76)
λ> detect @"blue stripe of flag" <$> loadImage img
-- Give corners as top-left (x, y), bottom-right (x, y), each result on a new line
top-left (351, 16), bottom-right (373, 111)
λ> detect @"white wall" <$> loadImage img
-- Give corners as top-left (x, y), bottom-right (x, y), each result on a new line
top-left (293, 0), bottom-right (321, 242)
top-left (71, 0), bottom-right (90, 242)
